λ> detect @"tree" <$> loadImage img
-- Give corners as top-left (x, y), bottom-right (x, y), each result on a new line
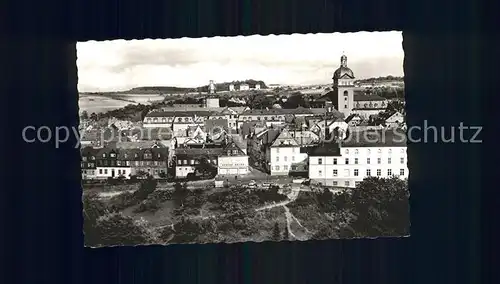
top-left (172, 182), bottom-right (189, 208)
top-left (89, 112), bottom-right (98, 120)
top-left (271, 222), bottom-right (281, 241)
top-left (282, 92), bottom-right (310, 109)
top-left (283, 225), bottom-right (290, 240)
top-left (80, 110), bottom-right (89, 120)
top-left (95, 213), bottom-right (154, 246)
top-left (194, 156), bottom-right (217, 178)
top-left (344, 177), bottom-right (409, 237)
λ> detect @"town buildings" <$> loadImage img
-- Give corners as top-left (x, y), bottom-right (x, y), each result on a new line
top-left (308, 129), bottom-right (408, 188)
top-left (81, 53), bottom-right (407, 188)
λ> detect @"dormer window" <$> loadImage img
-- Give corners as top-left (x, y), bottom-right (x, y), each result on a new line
top-left (135, 153), bottom-right (138, 158)
top-left (82, 156), bottom-right (87, 161)
top-left (102, 153), bottom-right (106, 158)
top-left (110, 153), bottom-right (116, 157)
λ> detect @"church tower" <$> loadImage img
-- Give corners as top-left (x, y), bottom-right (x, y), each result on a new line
top-left (332, 54), bottom-right (355, 117)
top-left (205, 80), bottom-right (220, 108)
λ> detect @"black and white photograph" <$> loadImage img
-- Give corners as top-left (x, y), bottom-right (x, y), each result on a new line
top-left (79, 31), bottom-right (409, 247)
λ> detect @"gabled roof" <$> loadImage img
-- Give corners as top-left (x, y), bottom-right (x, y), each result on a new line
top-left (174, 148), bottom-right (224, 159)
top-left (353, 93), bottom-right (387, 102)
top-left (204, 119), bottom-right (229, 133)
top-left (270, 130), bottom-right (300, 147)
top-left (340, 129), bottom-right (407, 147)
top-left (256, 128), bottom-right (281, 145)
top-left (222, 140), bottom-right (246, 156)
top-left (345, 113), bottom-right (362, 123)
top-left (306, 143), bottom-right (342, 157)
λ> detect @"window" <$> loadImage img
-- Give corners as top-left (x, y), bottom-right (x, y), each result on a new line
top-left (333, 158), bottom-right (337, 165)
top-left (388, 149), bottom-right (392, 154)
top-left (284, 156), bottom-right (287, 162)
top-left (99, 169), bottom-right (103, 174)
top-left (276, 148), bottom-right (280, 153)
top-left (354, 158), bottom-right (358, 164)
top-left (401, 148), bottom-right (405, 153)
top-left (355, 181), bottom-right (361, 186)
top-left (333, 181), bottom-right (338, 186)
top-left (344, 105), bottom-right (348, 108)
top-left (284, 165), bottom-right (289, 170)
top-left (367, 158), bottom-right (371, 164)
top-left (102, 153), bottom-right (106, 157)
top-left (377, 169), bottom-right (381, 176)
top-left (366, 169), bottom-right (371, 176)
top-left (291, 166), bottom-right (297, 171)
top-left (367, 149), bottom-right (371, 154)
top-left (345, 149), bottom-right (349, 154)
top-left (82, 156), bottom-right (87, 162)
top-left (345, 158), bottom-right (349, 164)
top-left (377, 158), bottom-right (381, 164)
top-left (343, 90), bottom-right (348, 96)
top-left (388, 169), bottom-right (392, 176)
top-left (400, 157), bottom-right (405, 164)
top-left (344, 169), bottom-right (350, 177)
top-left (333, 169), bottom-right (338, 177)
top-left (400, 169), bottom-right (405, 176)
top-left (354, 169), bottom-right (359, 176)
top-left (318, 158), bottom-right (323, 165)
top-left (378, 149), bottom-right (382, 153)
top-left (110, 153), bottom-right (116, 157)
top-left (318, 170), bottom-right (323, 176)
top-left (388, 158), bottom-right (392, 164)
top-left (275, 166), bottom-right (280, 171)
top-left (355, 149), bottom-right (359, 154)
top-left (345, 181), bottom-right (350, 186)
top-left (276, 157), bottom-right (279, 162)
top-left (292, 156), bottom-right (295, 161)
top-left (104, 169), bottom-right (108, 175)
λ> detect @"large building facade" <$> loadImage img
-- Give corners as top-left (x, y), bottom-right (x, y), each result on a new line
top-left (308, 130), bottom-right (408, 188)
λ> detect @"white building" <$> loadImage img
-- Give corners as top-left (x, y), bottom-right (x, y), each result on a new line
top-left (217, 140), bottom-right (249, 175)
top-left (229, 84), bottom-right (235, 91)
top-left (267, 129), bottom-right (309, 176)
top-left (239, 83), bottom-right (250, 91)
top-left (308, 129), bottom-right (408, 188)
top-left (255, 83), bottom-right (261, 90)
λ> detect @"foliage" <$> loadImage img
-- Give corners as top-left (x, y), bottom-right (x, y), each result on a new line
top-left (83, 193), bottom-right (155, 246)
top-left (281, 92), bottom-right (311, 109)
top-left (248, 93), bottom-right (275, 109)
top-left (170, 217), bottom-right (217, 244)
top-left (283, 225), bottom-right (290, 240)
top-left (95, 213), bottom-right (154, 246)
top-left (194, 156), bottom-right (217, 179)
top-left (271, 222), bottom-right (281, 241)
top-left (342, 177), bottom-right (409, 237)
top-left (80, 110), bottom-right (89, 120)
top-left (172, 182), bottom-right (189, 208)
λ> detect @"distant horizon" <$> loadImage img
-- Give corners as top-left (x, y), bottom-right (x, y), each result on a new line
top-left (79, 75), bottom-right (404, 94)
top-left (77, 31), bottom-right (404, 92)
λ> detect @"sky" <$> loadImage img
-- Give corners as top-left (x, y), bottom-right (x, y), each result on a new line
top-left (77, 31), bottom-right (403, 92)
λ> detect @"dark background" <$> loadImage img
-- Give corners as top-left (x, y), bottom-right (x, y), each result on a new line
top-left (1, 0), bottom-right (485, 283)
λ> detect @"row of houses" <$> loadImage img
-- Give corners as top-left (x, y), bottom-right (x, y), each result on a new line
top-left (80, 126), bottom-right (408, 188)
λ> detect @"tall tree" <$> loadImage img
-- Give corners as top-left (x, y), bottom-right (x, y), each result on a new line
top-left (172, 182), bottom-right (189, 208)
top-left (271, 222), bottom-right (281, 241)
top-left (283, 225), bottom-right (290, 240)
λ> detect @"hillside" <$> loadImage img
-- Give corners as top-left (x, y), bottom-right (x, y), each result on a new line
top-left (116, 80), bottom-right (268, 94)
top-left (354, 76), bottom-right (404, 84)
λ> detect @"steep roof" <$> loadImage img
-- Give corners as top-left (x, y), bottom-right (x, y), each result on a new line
top-left (353, 93), bottom-right (387, 102)
top-left (306, 143), bottom-right (342, 156)
top-left (340, 129), bottom-right (407, 147)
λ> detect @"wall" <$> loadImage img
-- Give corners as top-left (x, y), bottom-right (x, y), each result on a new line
top-left (270, 146), bottom-right (308, 176)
